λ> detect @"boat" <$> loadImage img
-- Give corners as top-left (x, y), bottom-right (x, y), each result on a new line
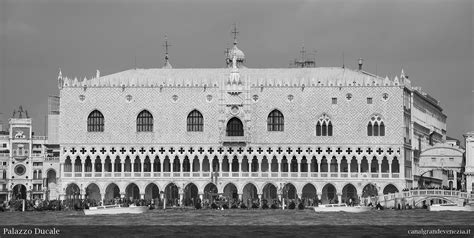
top-left (428, 203), bottom-right (474, 212)
top-left (83, 204), bottom-right (149, 215)
top-left (313, 204), bottom-right (371, 213)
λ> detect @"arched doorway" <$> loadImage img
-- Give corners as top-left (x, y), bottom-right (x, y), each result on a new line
top-left (302, 183), bottom-right (317, 206)
top-left (65, 183), bottom-right (80, 199)
top-left (223, 183), bottom-right (238, 200)
top-left (165, 183), bottom-right (179, 206)
top-left (262, 183), bottom-right (277, 203)
top-left (383, 184), bottom-right (399, 194)
top-left (184, 183), bottom-right (198, 206)
top-left (362, 183), bottom-right (378, 197)
top-left (86, 183), bottom-right (101, 203)
top-left (12, 184), bottom-right (27, 200)
top-left (283, 183), bottom-right (297, 199)
top-left (204, 183), bottom-right (218, 202)
top-left (342, 184), bottom-right (357, 204)
top-left (144, 183), bottom-right (159, 200)
top-left (125, 183), bottom-right (140, 201)
top-left (65, 183), bottom-right (81, 208)
top-left (104, 183), bottom-right (120, 203)
top-left (226, 117), bottom-right (244, 136)
top-left (46, 169), bottom-right (57, 200)
top-left (321, 183), bottom-right (336, 204)
top-left (242, 183), bottom-right (258, 207)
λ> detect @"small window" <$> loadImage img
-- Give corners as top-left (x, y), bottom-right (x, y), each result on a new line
top-left (449, 158), bottom-right (454, 161)
top-left (367, 98), bottom-right (373, 104)
top-left (2, 144), bottom-right (6, 148)
top-left (331, 98), bottom-right (337, 104)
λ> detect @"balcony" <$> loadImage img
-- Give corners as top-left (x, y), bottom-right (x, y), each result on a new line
top-left (222, 135), bottom-right (248, 146)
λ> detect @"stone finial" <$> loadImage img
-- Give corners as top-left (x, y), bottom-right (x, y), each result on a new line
top-left (96, 70), bottom-right (100, 79)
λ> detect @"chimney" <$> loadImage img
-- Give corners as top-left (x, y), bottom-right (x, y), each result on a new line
top-left (358, 58), bottom-right (363, 71)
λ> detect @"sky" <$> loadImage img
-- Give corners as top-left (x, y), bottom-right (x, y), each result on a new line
top-left (0, 0), bottom-right (472, 141)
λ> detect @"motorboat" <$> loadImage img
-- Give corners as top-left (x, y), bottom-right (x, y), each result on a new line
top-left (83, 204), bottom-right (148, 215)
top-left (428, 203), bottom-right (473, 212)
top-left (313, 204), bottom-right (371, 213)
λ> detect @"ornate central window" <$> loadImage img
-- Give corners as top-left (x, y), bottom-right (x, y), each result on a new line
top-left (316, 114), bottom-right (333, 136)
top-left (87, 110), bottom-right (104, 132)
top-left (226, 117), bottom-right (243, 136)
top-left (187, 110), bottom-right (203, 132)
top-left (137, 110), bottom-right (153, 132)
top-left (267, 109), bottom-right (284, 131)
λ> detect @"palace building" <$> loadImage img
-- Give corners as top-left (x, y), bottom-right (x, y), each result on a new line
top-left (5, 31), bottom-right (462, 206)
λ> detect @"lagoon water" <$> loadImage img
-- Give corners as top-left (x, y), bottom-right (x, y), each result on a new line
top-left (0, 209), bottom-right (472, 237)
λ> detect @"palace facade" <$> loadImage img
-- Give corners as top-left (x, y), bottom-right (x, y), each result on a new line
top-left (3, 35), bottom-right (459, 205)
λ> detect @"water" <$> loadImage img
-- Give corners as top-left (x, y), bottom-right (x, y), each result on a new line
top-left (0, 209), bottom-right (472, 237)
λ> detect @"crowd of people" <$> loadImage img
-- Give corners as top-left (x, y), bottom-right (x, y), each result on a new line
top-left (402, 185), bottom-right (465, 192)
top-left (0, 196), bottom-right (353, 212)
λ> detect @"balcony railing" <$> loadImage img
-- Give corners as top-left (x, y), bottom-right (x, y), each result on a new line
top-left (60, 170), bottom-right (404, 179)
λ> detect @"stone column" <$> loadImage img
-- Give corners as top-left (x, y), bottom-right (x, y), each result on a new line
top-left (140, 193), bottom-right (145, 200)
top-left (102, 162), bottom-right (105, 177)
top-left (179, 193), bottom-right (184, 206)
top-left (258, 160), bottom-right (262, 177)
top-left (337, 194), bottom-right (342, 204)
top-left (278, 160), bottom-right (281, 177)
top-left (131, 161), bottom-right (135, 176)
top-left (190, 160), bottom-right (194, 175)
top-left (258, 194), bottom-right (262, 208)
top-left (141, 159), bottom-right (144, 177)
top-left (199, 159), bottom-right (203, 177)
top-left (318, 161), bottom-right (321, 177)
top-left (279, 193), bottom-right (284, 210)
top-left (219, 160), bottom-right (223, 177)
top-left (160, 160), bottom-right (163, 174)
top-left (198, 193), bottom-right (204, 207)
top-left (297, 161), bottom-right (301, 177)
top-left (92, 161), bottom-right (95, 173)
top-left (378, 161), bottom-right (382, 178)
top-left (389, 159), bottom-right (392, 178)
top-left (180, 159), bottom-right (183, 177)
top-left (121, 162), bottom-right (124, 177)
top-left (170, 162), bottom-right (174, 174)
top-left (101, 193), bottom-right (105, 205)
top-left (358, 162), bottom-right (361, 174)
top-left (81, 161), bottom-right (85, 177)
top-left (239, 161), bottom-right (242, 177)
top-left (112, 162), bottom-right (115, 176)
top-left (151, 162), bottom-right (154, 173)
top-left (337, 160), bottom-right (341, 177)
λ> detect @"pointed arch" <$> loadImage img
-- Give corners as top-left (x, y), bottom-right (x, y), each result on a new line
top-left (87, 110), bottom-right (104, 132)
top-left (368, 114), bottom-right (385, 137)
top-left (137, 110), bottom-right (153, 132)
top-left (187, 110), bottom-right (203, 132)
top-left (267, 109), bottom-right (284, 131)
top-left (316, 113), bottom-right (333, 136)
